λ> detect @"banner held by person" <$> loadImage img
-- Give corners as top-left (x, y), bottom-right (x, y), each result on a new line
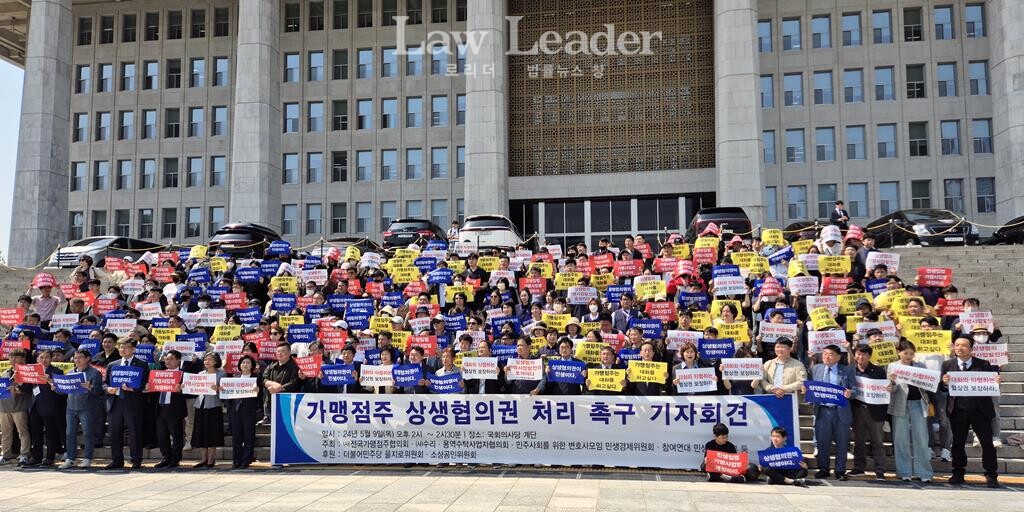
top-left (947, 372), bottom-right (1000, 397)
top-left (804, 380), bottom-right (848, 407)
top-left (674, 367), bottom-right (717, 394)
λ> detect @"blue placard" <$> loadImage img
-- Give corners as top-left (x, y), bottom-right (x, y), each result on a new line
top-left (188, 267), bottom-right (212, 284)
top-left (8, 324), bottom-right (42, 340)
top-left (236, 267), bottom-right (262, 283)
top-left (435, 334), bottom-right (451, 351)
top-left (266, 240), bottom-right (292, 256)
top-left (677, 292), bottom-right (710, 310)
top-left (36, 340), bottom-right (66, 352)
top-left (617, 348), bottom-right (642, 362)
top-left (426, 239), bottom-right (448, 251)
top-left (345, 298), bottom-right (375, 314)
top-left (426, 268), bottom-right (455, 286)
top-left (178, 248), bottom-right (193, 262)
top-left (443, 314), bottom-right (467, 333)
top-left (206, 286), bottom-right (228, 301)
top-left (176, 332), bottom-right (208, 352)
top-left (381, 292), bottom-right (405, 309)
top-left (757, 446), bottom-right (803, 469)
top-left (287, 324), bottom-right (317, 344)
top-left (150, 317), bottom-right (169, 328)
top-left (866, 278), bottom-right (887, 296)
top-left (303, 256), bottom-right (323, 269)
top-left (271, 294), bottom-right (297, 312)
top-left (547, 360), bottom-right (586, 384)
top-left (134, 344), bottom-right (156, 364)
top-left (72, 325), bottom-right (100, 339)
top-left (76, 339), bottom-right (100, 356)
top-left (428, 373), bottom-right (462, 394)
top-left (261, 260), bottom-right (282, 277)
top-left (305, 304), bottom-right (328, 320)
top-left (712, 265), bottom-right (741, 279)
top-left (321, 364), bottom-right (356, 386)
top-left (628, 318), bottom-right (663, 339)
top-left (392, 364), bottom-right (423, 387)
top-left (767, 246), bottom-right (794, 265)
top-left (103, 309), bottom-right (128, 320)
top-left (326, 294), bottom-right (349, 310)
top-left (490, 316), bottom-right (521, 338)
top-left (804, 380), bottom-right (849, 407)
top-left (605, 285), bottom-right (633, 305)
top-left (490, 344), bottom-right (518, 362)
top-left (109, 366), bottom-right (143, 389)
top-left (765, 307), bottom-right (798, 324)
top-left (363, 348), bottom-right (382, 366)
top-left (52, 373), bottom-right (87, 395)
top-left (698, 338), bottom-right (736, 360)
top-left (236, 307), bottom-right (263, 325)
top-left (0, 378), bottom-right (11, 399)
top-left (414, 257), bottom-right (438, 273)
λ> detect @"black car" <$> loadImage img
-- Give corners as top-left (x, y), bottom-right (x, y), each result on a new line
top-left (781, 220), bottom-right (828, 243)
top-left (308, 237), bottom-right (385, 260)
top-left (208, 223), bottom-right (283, 258)
top-left (382, 219), bottom-right (446, 250)
top-left (684, 207), bottom-right (752, 242)
top-left (984, 215), bottom-right (1024, 245)
top-left (865, 209), bottom-right (979, 248)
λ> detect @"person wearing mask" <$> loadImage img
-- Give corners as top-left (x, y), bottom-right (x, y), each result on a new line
top-left (152, 350), bottom-right (187, 469)
top-left (887, 340), bottom-right (934, 483)
top-left (28, 349), bottom-right (66, 466)
top-left (848, 345), bottom-right (888, 480)
top-left (192, 352), bottom-right (225, 469)
top-left (941, 336), bottom-right (1001, 488)
top-left (226, 355), bottom-right (263, 469)
top-left (59, 349), bottom-right (104, 469)
top-left (102, 339), bottom-right (150, 470)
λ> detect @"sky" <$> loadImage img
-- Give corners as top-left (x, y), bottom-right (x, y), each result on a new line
top-left (0, 61), bottom-right (23, 263)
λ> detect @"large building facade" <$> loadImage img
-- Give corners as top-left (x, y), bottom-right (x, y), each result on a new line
top-left (6, 0), bottom-right (1024, 266)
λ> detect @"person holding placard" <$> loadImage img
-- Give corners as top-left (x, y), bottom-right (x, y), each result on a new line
top-left (504, 338), bottom-right (545, 395)
top-left (886, 340), bottom-right (934, 482)
top-left (702, 423), bottom-right (759, 483)
top-left (152, 350), bottom-right (187, 469)
top-left (941, 336), bottom-right (1001, 488)
top-left (546, 338), bottom-right (586, 395)
top-left (966, 324), bottom-right (1004, 449)
top-left (759, 427), bottom-right (808, 487)
top-left (671, 342), bottom-right (718, 396)
top-left (626, 342), bottom-right (668, 396)
top-left (226, 355), bottom-right (263, 469)
top-left (807, 345), bottom-right (855, 480)
top-left (761, 338), bottom-right (806, 398)
top-left (0, 349), bottom-right (32, 465)
top-left (59, 349), bottom-right (103, 469)
top-left (27, 349), bottom-right (65, 466)
top-left (192, 352), bottom-right (225, 469)
top-left (721, 347), bottom-right (760, 396)
top-left (102, 339), bottom-right (150, 470)
top-left (848, 345), bottom-right (888, 480)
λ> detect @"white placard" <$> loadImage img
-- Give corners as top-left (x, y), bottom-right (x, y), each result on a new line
top-left (359, 364), bottom-right (395, 387)
top-left (806, 295), bottom-right (839, 315)
top-left (808, 330), bottom-right (848, 353)
top-left (460, 357), bottom-right (499, 380)
top-left (49, 313), bottom-right (80, 331)
top-left (106, 318), bottom-right (138, 337)
top-left (798, 253), bottom-right (820, 271)
top-left (947, 371), bottom-right (1000, 396)
top-left (197, 308), bottom-right (227, 328)
top-left (972, 344), bottom-right (1009, 366)
top-left (888, 363), bottom-right (941, 392)
top-left (852, 377), bottom-right (891, 405)
top-left (163, 341), bottom-right (196, 360)
top-left (302, 269), bottom-right (328, 286)
top-left (720, 358), bottom-right (764, 380)
top-left (359, 252), bottom-right (382, 268)
top-left (788, 276), bottom-right (819, 295)
top-left (179, 311), bottom-right (201, 330)
top-left (505, 358), bottom-right (543, 381)
top-left (138, 302), bottom-right (163, 320)
top-left (958, 311), bottom-right (994, 333)
top-left (714, 276), bottom-right (747, 296)
top-left (758, 322), bottom-right (799, 344)
top-left (855, 321), bottom-right (899, 342)
top-left (865, 252), bottom-right (900, 273)
top-left (181, 372), bottom-right (217, 395)
top-left (214, 339), bottom-right (244, 355)
top-left (665, 330), bottom-right (701, 352)
top-left (567, 286), bottom-right (599, 305)
top-left (219, 377), bottom-right (259, 399)
top-left (488, 270), bottom-right (517, 287)
top-left (454, 330), bottom-right (486, 346)
top-left (452, 242), bottom-right (478, 257)
top-left (120, 279), bottom-right (145, 296)
top-left (544, 245), bottom-right (562, 259)
top-left (408, 317), bottom-right (431, 333)
top-left (674, 367), bottom-right (718, 393)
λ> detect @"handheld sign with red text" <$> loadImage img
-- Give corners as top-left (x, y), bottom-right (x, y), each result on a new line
top-left (704, 450), bottom-right (748, 477)
top-left (720, 358), bottom-right (764, 380)
top-left (947, 372), bottom-right (1000, 397)
top-left (147, 370), bottom-right (182, 392)
top-left (218, 377), bottom-right (259, 399)
top-left (14, 363), bottom-right (48, 384)
top-left (182, 373), bottom-right (217, 395)
top-left (674, 367), bottom-right (717, 394)
top-left (917, 267), bottom-right (953, 287)
top-left (889, 364), bottom-right (941, 392)
top-left (852, 377), bottom-right (890, 405)
top-left (296, 354), bottom-right (323, 379)
top-left (505, 358), bottom-right (543, 381)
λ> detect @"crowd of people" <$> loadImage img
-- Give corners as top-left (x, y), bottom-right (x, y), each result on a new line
top-left (0, 218), bottom-right (1008, 487)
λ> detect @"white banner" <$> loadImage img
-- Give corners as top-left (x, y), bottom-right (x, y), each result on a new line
top-left (505, 359), bottom-right (543, 381)
top-left (758, 322), bottom-right (798, 344)
top-left (947, 371), bottom-right (1000, 397)
top-left (302, 269), bottom-right (329, 286)
top-left (674, 368), bottom-right (717, 394)
top-left (566, 286), bottom-right (599, 305)
top-left (360, 365), bottom-right (395, 387)
top-left (958, 311), bottom-right (994, 333)
top-left (106, 318), bottom-right (138, 337)
top-left (219, 377), bottom-right (259, 399)
top-left (197, 308), bottom-right (227, 328)
top-left (856, 321), bottom-right (899, 342)
top-left (181, 372), bottom-right (217, 396)
top-left (720, 358), bottom-right (764, 380)
top-left (488, 270), bottom-right (517, 287)
top-left (889, 364), bottom-right (941, 392)
top-left (138, 302), bottom-right (162, 320)
top-left (806, 295), bottom-right (839, 315)
top-left (120, 279), bottom-right (145, 296)
top-left (808, 330), bottom-right (847, 353)
top-left (49, 313), bottom-right (80, 331)
top-left (714, 276), bottom-right (746, 296)
top-left (271, 394), bottom-right (800, 469)
top-left (460, 357), bottom-right (499, 380)
top-left (865, 252), bottom-right (900, 273)
top-left (787, 276), bottom-right (819, 295)
top-left (797, 253), bottom-right (820, 271)
top-left (972, 344), bottom-right (1009, 366)
top-left (852, 377), bottom-right (890, 405)
top-left (665, 330), bottom-right (700, 353)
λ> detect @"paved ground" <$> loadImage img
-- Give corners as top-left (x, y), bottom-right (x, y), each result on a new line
top-left (0, 467), bottom-right (1021, 511)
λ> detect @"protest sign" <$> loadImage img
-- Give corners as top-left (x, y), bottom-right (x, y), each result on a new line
top-left (626, 361), bottom-right (668, 384)
top-left (360, 365), bottom-right (395, 387)
top-left (947, 372), bottom-right (1000, 397)
top-left (720, 358), bottom-right (764, 380)
top-left (505, 359), bottom-right (543, 381)
top-left (674, 367), bottom-right (717, 394)
top-left (808, 330), bottom-right (847, 353)
top-left (147, 370), bottom-right (182, 392)
top-left (852, 377), bottom-right (890, 405)
top-left (428, 374), bottom-right (462, 394)
top-left (809, 307), bottom-right (839, 330)
top-left (321, 364), bottom-right (357, 386)
top-left (713, 276), bottom-right (746, 296)
top-left (586, 369), bottom-right (626, 392)
top-left (865, 252), bottom-right (900, 273)
top-left (665, 330), bottom-right (700, 353)
top-left (758, 322), bottom-right (798, 344)
top-left (698, 338), bottom-right (735, 360)
top-left (52, 372), bottom-right (87, 395)
top-left (547, 360), bottom-right (586, 384)
top-left (182, 372), bottom-right (217, 395)
top-left (296, 355), bottom-right (323, 379)
top-left (717, 322), bottom-right (750, 343)
top-left (972, 344), bottom-right (1009, 366)
top-left (757, 446), bottom-right (803, 470)
top-left (804, 380), bottom-right (848, 407)
top-left (461, 357), bottom-right (499, 380)
top-left (219, 377), bottom-right (259, 399)
top-left (109, 366), bottom-right (143, 389)
top-left (704, 450), bottom-right (749, 477)
top-left (917, 267), bottom-right (953, 287)
top-left (869, 340), bottom-right (898, 365)
top-left (787, 276), bottom-right (819, 296)
top-left (889, 364), bottom-right (941, 392)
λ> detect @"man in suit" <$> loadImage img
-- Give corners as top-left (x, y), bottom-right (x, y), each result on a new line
top-left (464, 341), bottom-right (504, 394)
top-left (60, 349), bottom-right (104, 469)
top-left (611, 293), bottom-right (641, 333)
top-left (102, 339), bottom-right (150, 470)
top-left (830, 200), bottom-right (850, 230)
top-left (848, 345), bottom-right (887, 479)
top-left (941, 336), bottom-right (1001, 487)
top-left (400, 346), bottom-right (435, 394)
top-left (152, 350), bottom-right (187, 469)
top-left (28, 349), bottom-right (66, 466)
top-left (806, 344), bottom-right (855, 480)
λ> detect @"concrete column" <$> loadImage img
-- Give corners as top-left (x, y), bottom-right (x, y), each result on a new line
top-left (714, 0), bottom-right (764, 228)
top-left (229, 0), bottom-right (282, 230)
top-left (10, 0), bottom-right (73, 267)
top-left (991, 0), bottom-right (1024, 224)
top-left (463, 0), bottom-right (509, 217)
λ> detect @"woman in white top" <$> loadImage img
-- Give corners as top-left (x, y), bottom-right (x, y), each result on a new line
top-left (192, 352), bottom-right (226, 468)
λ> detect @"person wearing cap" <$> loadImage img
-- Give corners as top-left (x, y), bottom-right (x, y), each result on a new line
top-left (968, 324), bottom-right (1004, 449)
top-left (830, 200), bottom-right (850, 230)
top-left (761, 337), bottom-right (806, 398)
top-left (848, 344), bottom-right (888, 480)
top-left (29, 282), bottom-right (60, 328)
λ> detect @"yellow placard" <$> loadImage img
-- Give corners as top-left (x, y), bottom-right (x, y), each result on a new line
top-left (818, 255), bottom-right (852, 274)
top-left (579, 322), bottom-right (601, 334)
top-left (838, 293), bottom-right (874, 315)
top-left (761, 229), bottom-right (787, 246)
top-left (51, 362), bottom-right (75, 373)
top-left (869, 340), bottom-right (899, 365)
top-left (554, 272), bottom-right (583, 291)
top-left (574, 341), bottom-right (604, 364)
top-left (874, 288), bottom-right (905, 309)
top-left (846, 316), bottom-right (863, 334)
top-left (634, 280), bottom-right (667, 300)
top-left (0, 360), bottom-right (11, 374)
top-left (729, 252), bottom-right (755, 268)
top-left (747, 256), bottom-right (770, 275)
top-left (390, 266), bottom-right (422, 284)
top-left (453, 349), bottom-right (476, 367)
top-left (370, 316), bottom-right (394, 333)
top-left (898, 316), bottom-right (926, 337)
top-left (891, 297), bottom-right (913, 317)
top-left (792, 240), bottom-right (814, 255)
top-left (209, 257), bottom-right (228, 273)
top-left (587, 369), bottom-right (626, 392)
top-left (690, 311), bottom-right (711, 331)
top-left (530, 336), bottom-right (546, 356)
top-left (270, 276), bottom-right (298, 293)
top-left (695, 237), bottom-right (719, 249)
top-left (718, 322), bottom-right (751, 342)
top-left (590, 273), bottom-right (615, 291)
top-left (542, 313), bottom-right (571, 332)
top-left (393, 248), bottom-right (420, 259)
top-left (906, 329), bottom-right (951, 354)
top-left (711, 299), bottom-right (742, 319)
top-left (810, 307), bottom-right (839, 330)
top-left (529, 262), bottom-right (554, 278)
top-left (343, 245), bottom-right (361, 261)
top-left (151, 327), bottom-right (182, 345)
top-left (787, 259), bottom-right (808, 277)
top-left (671, 243), bottom-right (691, 259)
top-left (626, 360), bottom-right (668, 384)
top-left (211, 324), bottom-right (242, 342)
top-left (444, 285), bottom-right (476, 302)
top-left (446, 260), bottom-right (466, 274)
top-left (189, 245), bottom-right (208, 259)
top-left (390, 331), bottom-right (411, 351)
top-left (477, 256), bottom-right (500, 272)
top-left (386, 256), bottom-right (414, 270)
top-left (278, 315), bottom-right (304, 330)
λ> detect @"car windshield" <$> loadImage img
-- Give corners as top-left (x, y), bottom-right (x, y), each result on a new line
top-left (70, 237), bottom-right (113, 247)
top-left (463, 218), bottom-right (512, 229)
top-left (388, 222), bottom-right (429, 232)
top-left (210, 233), bottom-right (253, 242)
top-left (903, 211), bottom-right (956, 222)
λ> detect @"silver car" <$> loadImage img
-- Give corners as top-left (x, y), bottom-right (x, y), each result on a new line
top-left (47, 237), bottom-right (165, 268)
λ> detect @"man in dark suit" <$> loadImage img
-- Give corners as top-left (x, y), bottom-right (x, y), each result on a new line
top-left (102, 339), bottom-right (150, 470)
top-left (401, 346), bottom-right (437, 394)
top-left (941, 336), bottom-right (1001, 488)
top-left (28, 349), bottom-right (66, 466)
top-left (152, 350), bottom-right (187, 469)
top-left (829, 200), bottom-right (850, 230)
top-left (807, 345), bottom-right (855, 480)
top-left (848, 345), bottom-right (887, 479)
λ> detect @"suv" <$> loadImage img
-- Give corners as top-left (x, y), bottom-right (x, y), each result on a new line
top-left (48, 237), bottom-right (165, 268)
top-left (382, 219), bottom-right (446, 250)
top-left (208, 223), bottom-right (282, 258)
top-left (308, 237), bottom-right (385, 260)
top-left (865, 209), bottom-right (979, 248)
top-left (684, 207), bottom-right (752, 241)
top-left (459, 215), bottom-right (526, 251)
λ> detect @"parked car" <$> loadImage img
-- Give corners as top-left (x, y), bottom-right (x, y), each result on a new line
top-left (308, 237), bottom-right (385, 260)
top-left (48, 237), bottom-right (165, 268)
top-left (865, 209), bottom-right (980, 248)
top-left (208, 223), bottom-right (282, 258)
top-left (459, 215), bottom-right (526, 251)
top-left (382, 219), bottom-right (446, 250)
top-left (684, 207), bottom-right (752, 242)
top-left (984, 215), bottom-right (1024, 245)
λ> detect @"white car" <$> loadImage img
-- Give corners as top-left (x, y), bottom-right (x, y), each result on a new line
top-left (459, 215), bottom-right (526, 250)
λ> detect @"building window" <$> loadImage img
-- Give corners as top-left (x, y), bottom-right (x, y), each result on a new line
top-left (940, 120), bottom-right (961, 155)
top-left (406, 46), bottom-right (423, 75)
top-left (762, 130), bottom-right (776, 164)
top-left (908, 122), bottom-right (928, 156)
top-left (309, 1), bottom-right (325, 30)
top-left (162, 208), bottom-right (178, 239)
top-left (965, 4), bottom-right (985, 38)
top-left (356, 150), bottom-right (372, 180)
top-left (70, 162), bottom-right (85, 191)
top-left (456, 146), bottom-right (465, 177)
top-left (97, 63), bottom-right (112, 92)
top-left (880, 182), bottom-right (900, 215)
top-left (430, 44), bottom-right (447, 75)
top-left (75, 65), bottom-right (90, 94)
top-left (333, 50), bottom-right (348, 79)
top-left (357, 99), bottom-right (372, 129)
top-left (432, 0), bottom-right (448, 23)
top-left (906, 64), bottom-right (926, 98)
top-left (282, 153), bottom-right (299, 184)
top-left (406, 148), bottom-right (423, 179)
top-left (380, 149), bottom-right (397, 180)
top-left (92, 211), bottom-right (110, 238)
top-left (380, 201), bottom-right (397, 230)
top-left (144, 12), bottom-right (160, 41)
top-left (214, 8), bottom-right (230, 37)
top-left (95, 112), bottom-right (110, 141)
top-left (77, 17), bottom-right (92, 46)
top-left (972, 118), bottom-right (993, 154)
top-left (842, 13), bottom-right (861, 46)
top-left (848, 183), bottom-right (868, 218)
top-left (407, 0), bottom-right (423, 25)
top-left (937, 63), bottom-right (957, 97)
top-left (187, 157), bottom-right (203, 187)
top-left (210, 156), bottom-right (226, 186)
top-left (456, 94), bottom-right (466, 125)
top-left (969, 61), bottom-right (989, 95)
top-left (188, 107), bottom-right (204, 137)
top-left (456, 44), bottom-right (466, 73)
top-left (167, 11), bottom-right (183, 40)
top-left (406, 96), bottom-right (422, 127)
top-left (811, 15), bottom-right (831, 48)
top-left (843, 69), bottom-right (863, 103)
top-left (903, 7), bottom-right (923, 42)
top-left (357, 0), bottom-right (372, 27)
top-left (380, 0), bottom-right (397, 25)
top-left (69, 212), bottom-right (84, 240)
top-left (763, 187), bottom-right (777, 222)
top-left (874, 66), bottom-right (894, 100)
top-left (186, 208), bottom-right (201, 238)
top-left (138, 209), bottom-right (154, 239)
top-left (284, 3), bottom-right (300, 32)
top-left (872, 10), bottom-right (892, 44)
top-left (356, 202), bottom-right (371, 233)
top-left (191, 9), bottom-right (206, 38)
top-left (332, 100), bottom-right (348, 130)
top-left (815, 127), bottom-right (835, 162)
top-left (331, 151), bottom-right (348, 182)
top-left (142, 110), bottom-right (157, 139)
top-left (431, 147), bottom-right (448, 178)
top-left (977, 177), bottom-right (995, 213)
top-left (782, 18), bottom-right (801, 50)
top-left (308, 101), bottom-right (324, 132)
top-left (284, 53), bottom-right (299, 82)
top-left (357, 48), bottom-right (373, 78)
top-left (784, 129), bottom-right (805, 163)
top-left (813, 71), bottom-right (833, 104)
top-left (309, 51), bottom-right (324, 81)
top-left (122, 14), bottom-right (137, 43)
top-left (115, 210), bottom-right (130, 237)
top-left (166, 59), bottom-right (181, 88)
top-left (381, 47), bottom-right (397, 77)
top-left (431, 95), bottom-right (448, 126)
top-left (284, 103), bottom-right (299, 133)
top-left (456, 199), bottom-right (464, 225)
top-left (121, 62), bottom-right (136, 91)
top-left (330, 203), bottom-right (347, 233)
top-left (817, 184), bottom-right (838, 219)
top-left (140, 159), bottom-right (156, 189)
top-left (306, 203), bottom-right (323, 235)
top-left (934, 6), bottom-right (953, 40)
top-left (72, 113), bottom-right (88, 142)
top-left (307, 152), bottom-right (323, 183)
top-left (757, 20), bottom-right (772, 52)
top-left (846, 125), bottom-right (866, 160)
top-left (96, 17), bottom-right (112, 44)
top-left (783, 73), bottom-right (802, 106)
top-left (786, 186), bottom-right (807, 220)
top-left (212, 106), bottom-right (227, 136)
top-left (406, 200), bottom-right (422, 219)
top-left (143, 61), bottom-right (158, 90)
top-left (431, 199), bottom-right (449, 228)
top-left (209, 206), bottom-right (225, 234)
top-left (760, 75), bottom-right (773, 108)
top-left (381, 98), bottom-right (397, 128)
top-left (911, 180), bottom-right (932, 208)
top-left (334, 0), bottom-right (349, 29)
top-left (944, 179), bottom-right (964, 213)
top-left (163, 158), bottom-right (179, 188)
top-left (281, 204), bottom-right (298, 235)
top-left (116, 160), bottom-right (132, 190)
top-left (118, 111), bottom-right (133, 140)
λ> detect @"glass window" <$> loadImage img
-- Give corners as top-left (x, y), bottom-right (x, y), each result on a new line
top-left (210, 156), bottom-right (226, 186)
top-left (381, 98), bottom-right (397, 128)
top-left (115, 210), bottom-right (130, 237)
top-left (166, 58), bottom-right (181, 88)
top-left (140, 159), bottom-right (156, 189)
top-left (118, 111), bottom-right (133, 140)
top-left (98, 16), bottom-right (113, 44)
top-left (764, 187), bottom-right (778, 222)
top-left (284, 103), bottom-right (299, 133)
top-left (77, 17), bottom-right (92, 46)
top-left (848, 183), bottom-right (868, 218)
top-left (874, 66), bottom-right (895, 100)
top-left (214, 8), bottom-right (230, 36)
top-left (456, 199), bottom-right (464, 225)
top-left (309, 1), bottom-right (325, 30)
top-left (282, 153), bottom-right (299, 184)
top-left (75, 65), bottom-right (90, 94)
top-left (284, 53), bottom-right (299, 82)
top-left (813, 71), bottom-right (833, 104)
top-left (186, 208), bottom-right (201, 238)
top-left (785, 129), bottom-right (805, 163)
top-left (212, 106), bottom-right (228, 136)
top-left (432, 0), bottom-right (448, 23)
top-left (334, 0), bottom-right (349, 29)
top-left (142, 110), bottom-right (157, 139)
top-left (431, 147), bottom-right (448, 178)
top-left (406, 96), bottom-right (422, 127)
top-left (97, 63), bottom-right (112, 92)
top-left (333, 49), bottom-right (348, 79)
top-left (69, 212), bottom-right (84, 240)
top-left (356, 150), bottom-right (372, 180)
top-left (357, 0), bottom-right (372, 27)
top-left (811, 15), bottom-right (831, 48)
top-left (908, 121), bottom-right (928, 157)
top-left (380, 149), bottom-right (397, 180)
top-left (116, 160), bottom-right (132, 189)
top-left (817, 184), bottom-right (838, 219)
top-left (167, 10), bottom-right (182, 39)
top-left (431, 44), bottom-right (447, 75)
top-left (456, 94), bottom-right (466, 125)
top-left (209, 206), bottom-right (225, 234)
top-left (937, 63), bottom-right (957, 97)
top-left (93, 161), bottom-right (109, 190)
top-left (977, 177), bottom-right (995, 213)
top-left (934, 6), bottom-right (953, 40)
top-left (968, 61), bottom-right (989, 95)
top-left (332, 100), bottom-right (348, 130)
top-left (904, 7), bottom-right (923, 42)
top-left (95, 111), bottom-right (110, 141)
top-left (309, 51), bottom-right (324, 81)
top-left (965, 4), bottom-right (985, 38)
top-left (406, 200), bottom-right (423, 219)
top-left (381, 47), bottom-right (397, 77)
top-left (381, 0), bottom-right (397, 25)
top-left (846, 125), bottom-right (866, 160)
top-left (188, 107), bottom-right (203, 137)
top-left (406, 148), bottom-right (423, 179)
top-left (911, 180), bottom-right (932, 208)
top-left (782, 18), bottom-right (801, 50)
top-left (842, 13), bottom-right (861, 46)
top-left (944, 179), bottom-right (964, 213)
top-left (456, 146), bottom-right (465, 177)
top-left (406, 45), bottom-right (423, 75)
top-left (331, 151), bottom-right (348, 181)
top-left (783, 73), bottom-right (802, 106)
top-left (456, 44), bottom-right (466, 73)
top-left (940, 120), bottom-right (960, 155)
top-left (306, 203), bottom-right (323, 235)
top-left (758, 20), bottom-right (772, 52)
top-left (906, 64), bottom-right (926, 98)
top-left (72, 113), bottom-right (88, 142)
top-left (815, 127), bottom-right (835, 161)
top-left (380, 201), bottom-right (397, 230)
top-left (308, 101), bottom-right (323, 132)
top-left (331, 203), bottom-right (347, 234)
top-left (357, 99), bottom-right (372, 129)
top-left (872, 10), bottom-right (892, 43)
top-left (191, 9), bottom-right (206, 38)
top-left (162, 158), bottom-right (179, 188)
top-left (357, 49), bottom-right (372, 78)
top-left (307, 152), bottom-right (323, 183)
top-left (356, 202), bottom-right (371, 233)
top-left (138, 209), bottom-right (153, 239)
top-left (431, 199), bottom-right (449, 228)
top-left (122, 14), bottom-right (136, 43)
top-left (843, 69), bottom-right (863, 103)
top-left (972, 118), bottom-right (993, 154)
top-left (143, 61), bottom-right (158, 90)
top-left (760, 75), bottom-right (774, 108)
top-left (407, 0), bottom-right (423, 25)
top-left (880, 182), bottom-right (900, 215)
top-left (281, 204), bottom-right (298, 235)
top-left (121, 62), bottom-right (136, 91)
top-left (144, 12), bottom-right (159, 41)
top-left (284, 3), bottom-right (300, 32)
top-left (762, 130), bottom-right (776, 164)
top-left (786, 186), bottom-right (807, 220)
top-left (161, 208), bottom-right (177, 239)
top-left (431, 95), bottom-right (448, 126)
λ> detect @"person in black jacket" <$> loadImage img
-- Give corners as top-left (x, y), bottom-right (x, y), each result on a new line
top-left (626, 342), bottom-right (668, 396)
top-left (849, 345), bottom-right (887, 479)
top-left (152, 350), bottom-right (187, 469)
top-left (226, 355), bottom-right (263, 469)
top-left (335, 346), bottom-right (363, 394)
top-left (28, 349), bottom-right (65, 466)
top-left (264, 343), bottom-right (301, 396)
top-left (586, 346), bottom-right (625, 396)
top-left (401, 346), bottom-right (434, 394)
top-left (545, 338), bottom-right (585, 395)
top-left (941, 336), bottom-right (1002, 487)
top-left (464, 341), bottom-right (504, 394)
top-left (829, 200), bottom-right (850, 230)
top-left (101, 339), bottom-right (150, 470)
